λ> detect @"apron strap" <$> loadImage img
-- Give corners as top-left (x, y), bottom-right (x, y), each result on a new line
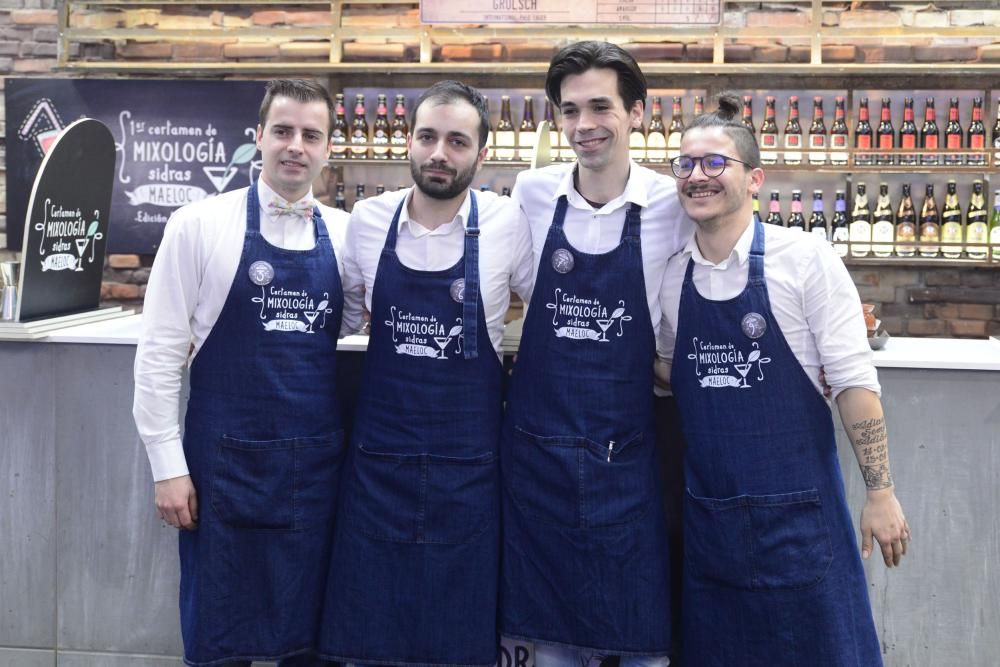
top-left (313, 205), bottom-right (330, 241)
top-left (462, 191), bottom-right (480, 360)
top-left (246, 182), bottom-right (262, 237)
top-left (383, 197), bottom-right (406, 252)
top-left (550, 195), bottom-right (570, 231)
top-left (748, 218), bottom-right (766, 286)
top-left (620, 201), bottom-right (642, 242)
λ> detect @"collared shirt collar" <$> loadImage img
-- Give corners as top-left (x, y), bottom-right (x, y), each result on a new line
top-left (397, 187), bottom-right (473, 238)
top-left (552, 161), bottom-right (651, 212)
top-left (683, 216), bottom-right (755, 269)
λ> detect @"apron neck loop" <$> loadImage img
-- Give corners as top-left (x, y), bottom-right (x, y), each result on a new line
top-left (621, 201), bottom-right (642, 242)
top-left (551, 195), bottom-right (570, 230)
top-left (462, 191), bottom-right (480, 360)
top-left (384, 197), bottom-right (406, 252)
top-left (246, 182), bottom-right (262, 237)
top-left (748, 218), bottom-right (766, 285)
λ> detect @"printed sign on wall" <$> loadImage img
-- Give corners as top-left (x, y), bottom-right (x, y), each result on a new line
top-left (5, 78), bottom-right (268, 254)
top-left (16, 118), bottom-right (115, 321)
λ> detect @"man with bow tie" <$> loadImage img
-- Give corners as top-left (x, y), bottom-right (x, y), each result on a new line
top-left (134, 79), bottom-right (356, 666)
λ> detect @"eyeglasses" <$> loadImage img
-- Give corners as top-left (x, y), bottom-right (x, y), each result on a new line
top-left (669, 153), bottom-right (753, 179)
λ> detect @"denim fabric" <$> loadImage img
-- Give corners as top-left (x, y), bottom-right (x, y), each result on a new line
top-left (320, 194), bottom-right (503, 666)
top-left (534, 644), bottom-right (670, 667)
top-left (670, 219), bottom-right (882, 666)
top-left (179, 183), bottom-right (346, 666)
top-left (500, 197), bottom-right (672, 654)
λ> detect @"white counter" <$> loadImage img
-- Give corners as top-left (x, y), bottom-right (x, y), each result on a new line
top-left (8, 313), bottom-right (1000, 372)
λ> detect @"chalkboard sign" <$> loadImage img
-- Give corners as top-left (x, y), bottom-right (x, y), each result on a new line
top-left (16, 118), bottom-right (115, 321)
top-left (5, 78), bottom-right (267, 254)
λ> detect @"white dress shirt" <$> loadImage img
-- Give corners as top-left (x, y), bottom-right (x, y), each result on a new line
top-left (658, 220), bottom-right (880, 398)
top-left (340, 187), bottom-right (533, 358)
top-left (511, 161), bottom-right (694, 339)
top-left (133, 178), bottom-right (351, 482)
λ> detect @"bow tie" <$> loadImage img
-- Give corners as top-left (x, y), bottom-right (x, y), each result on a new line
top-left (267, 198), bottom-right (314, 219)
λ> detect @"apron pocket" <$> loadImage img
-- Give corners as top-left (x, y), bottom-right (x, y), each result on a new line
top-left (212, 431), bottom-right (345, 531)
top-left (510, 425), bottom-right (651, 529)
top-left (350, 443), bottom-right (496, 544)
top-left (685, 487), bottom-right (834, 591)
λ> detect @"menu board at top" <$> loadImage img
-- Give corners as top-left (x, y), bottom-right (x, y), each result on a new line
top-left (421, 0), bottom-right (720, 25)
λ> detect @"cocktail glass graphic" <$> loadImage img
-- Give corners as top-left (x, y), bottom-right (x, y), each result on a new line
top-left (433, 323), bottom-right (464, 359)
top-left (202, 166), bottom-right (238, 193)
top-left (596, 318), bottom-right (615, 342)
top-left (734, 362), bottom-right (753, 388)
top-left (303, 310), bottom-right (320, 333)
top-left (74, 238), bottom-right (89, 271)
top-left (433, 336), bottom-right (452, 359)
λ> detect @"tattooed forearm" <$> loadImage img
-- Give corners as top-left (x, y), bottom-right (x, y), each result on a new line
top-left (849, 416), bottom-right (893, 489)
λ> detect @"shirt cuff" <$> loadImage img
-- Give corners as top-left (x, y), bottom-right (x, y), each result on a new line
top-left (145, 438), bottom-right (190, 482)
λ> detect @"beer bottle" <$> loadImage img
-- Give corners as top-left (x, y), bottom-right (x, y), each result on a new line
top-left (350, 93), bottom-right (369, 159)
top-left (808, 96), bottom-right (827, 166)
top-left (355, 183), bottom-right (366, 203)
top-left (968, 96), bottom-right (986, 167)
top-left (334, 182), bottom-right (346, 210)
top-left (850, 182), bottom-right (872, 257)
top-left (518, 95), bottom-right (537, 162)
top-left (495, 96), bottom-right (517, 161)
top-left (485, 98), bottom-right (495, 160)
top-left (694, 96), bottom-right (705, 117)
top-left (759, 96), bottom-right (778, 165)
top-left (829, 96), bottom-right (849, 166)
top-left (854, 97), bottom-right (873, 166)
top-left (965, 180), bottom-right (988, 260)
top-left (667, 96), bottom-right (684, 161)
top-left (899, 97), bottom-right (918, 166)
top-left (895, 183), bottom-right (917, 258)
top-left (990, 190), bottom-right (1000, 260)
top-left (372, 94), bottom-right (390, 160)
top-left (944, 97), bottom-right (963, 166)
top-left (832, 190), bottom-right (849, 257)
top-left (919, 183), bottom-right (941, 258)
top-left (871, 182), bottom-right (895, 258)
top-left (920, 97), bottom-right (939, 166)
top-left (809, 190), bottom-right (828, 242)
top-left (940, 179), bottom-right (964, 259)
top-left (787, 190), bottom-right (806, 231)
top-left (992, 100), bottom-right (1000, 167)
top-left (741, 96), bottom-right (755, 136)
top-left (543, 97), bottom-right (561, 162)
top-left (752, 192), bottom-right (762, 225)
top-left (629, 97), bottom-right (646, 162)
top-left (390, 94), bottom-right (408, 160)
top-left (876, 97), bottom-right (895, 166)
top-left (765, 191), bottom-right (783, 226)
top-left (331, 93), bottom-right (348, 159)
top-left (783, 95), bottom-right (803, 165)
top-left (375, 184), bottom-right (386, 195)
top-left (647, 96), bottom-right (667, 163)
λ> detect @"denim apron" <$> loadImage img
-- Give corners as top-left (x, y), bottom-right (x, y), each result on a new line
top-left (179, 183), bottom-right (346, 666)
top-left (319, 192), bottom-right (503, 666)
top-left (501, 195), bottom-right (672, 655)
top-left (670, 219), bottom-right (881, 666)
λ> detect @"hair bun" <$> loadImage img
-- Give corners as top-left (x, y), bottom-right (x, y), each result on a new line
top-left (715, 93), bottom-right (742, 121)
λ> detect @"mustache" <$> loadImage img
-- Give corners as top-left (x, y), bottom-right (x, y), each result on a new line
top-left (682, 183), bottom-right (719, 195)
top-left (420, 161), bottom-right (456, 176)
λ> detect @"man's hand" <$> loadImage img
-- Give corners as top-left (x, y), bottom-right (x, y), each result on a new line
top-left (155, 475), bottom-right (199, 530)
top-left (860, 486), bottom-right (909, 567)
top-left (654, 358), bottom-right (672, 392)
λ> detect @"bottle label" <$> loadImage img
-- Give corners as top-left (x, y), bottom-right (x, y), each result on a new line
top-left (873, 221), bottom-right (894, 242)
top-left (990, 226), bottom-right (1000, 243)
top-left (373, 130), bottom-right (388, 144)
top-left (495, 131), bottom-right (517, 160)
top-left (925, 135), bottom-right (939, 149)
top-left (878, 135), bottom-right (893, 149)
top-left (831, 135), bottom-right (848, 148)
top-left (785, 135), bottom-right (801, 147)
top-left (810, 135), bottom-right (826, 148)
top-left (967, 222), bottom-right (988, 243)
top-left (971, 135), bottom-right (985, 149)
top-left (947, 135), bottom-right (961, 149)
top-left (856, 135), bottom-right (872, 149)
top-left (902, 135), bottom-right (916, 149)
top-left (897, 222), bottom-right (916, 242)
top-left (920, 224), bottom-right (940, 242)
top-left (761, 134), bottom-right (778, 148)
top-left (941, 222), bottom-right (963, 243)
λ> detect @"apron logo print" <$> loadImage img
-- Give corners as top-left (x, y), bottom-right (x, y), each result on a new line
top-left (545, 287), bottom-right (631, 342)
top-left (251, 286), bottom-right (331, 333)
top-left (741, 312), bottom-right (767, 339)
top-left (688, 337), bottom-right (772, 389)
top-left (551, 248), bottom-right (575, 274)
top-left (384, 306), bottom-right (463, 359)
top-left (248, 260), bottom-right (274, 286)
top-left (450, 278), bottom-right (465, 304)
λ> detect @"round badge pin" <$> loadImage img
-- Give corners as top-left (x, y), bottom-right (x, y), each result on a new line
top-left (248, 261), bottom-right (274, 286)
top-left (741, 312), bottom-right (767, 339)
top-left (450, 278), bottom-right (465, 304)
top-left (552, 248), bottom-right (575, 274)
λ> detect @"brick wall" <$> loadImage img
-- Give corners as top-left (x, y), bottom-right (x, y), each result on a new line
top-left (1, 1), bottom-right (1000, 332)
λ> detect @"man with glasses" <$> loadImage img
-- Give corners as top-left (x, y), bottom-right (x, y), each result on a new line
top-left (655, 93), bottom-right (909, 665)
top-left (502, 40), bottom-right (692, 667)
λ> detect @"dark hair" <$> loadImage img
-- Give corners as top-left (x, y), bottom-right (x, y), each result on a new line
top-left (683, 92), bottom-right (760, 168)
top-left (258, 78), bottom-right (335, 137)
top-left (545, 41), bottom-right (647, 112)
top-left (410, 80), bottom-right (491, 150)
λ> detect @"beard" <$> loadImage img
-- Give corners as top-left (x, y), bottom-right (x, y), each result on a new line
top-left (410, 159), bottom-right (477, 200)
